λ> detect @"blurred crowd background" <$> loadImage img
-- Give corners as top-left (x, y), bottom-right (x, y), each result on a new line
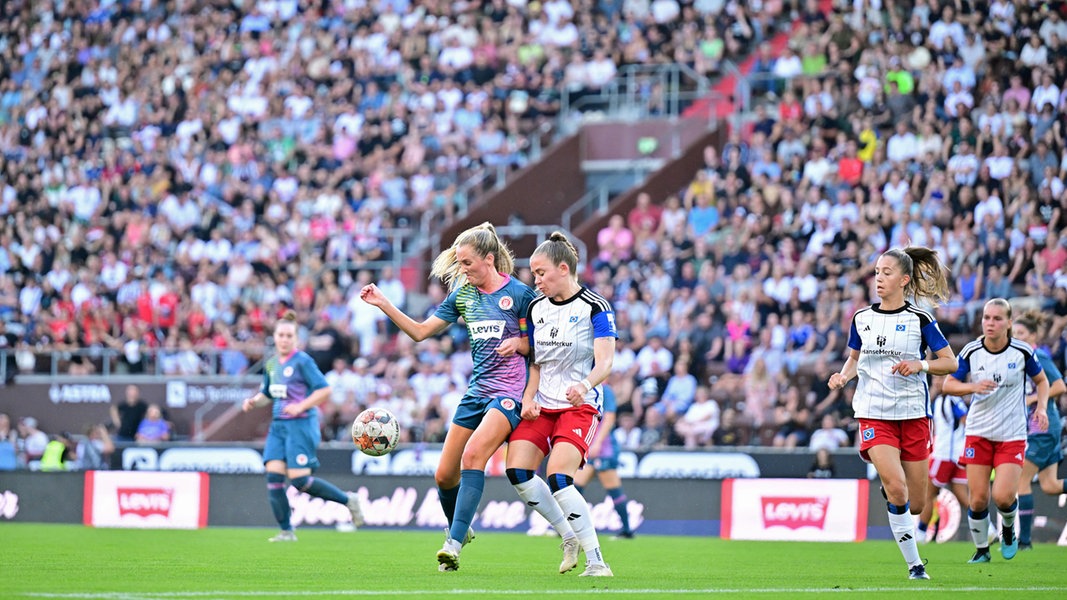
top-left (2, 0), bottom-right (1067, 468)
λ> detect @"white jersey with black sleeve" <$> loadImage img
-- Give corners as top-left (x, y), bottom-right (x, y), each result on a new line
top-left (526, 287), bottom-right (618, 411)
top-left (953, 337), bottom-right (1043, 442)
top-left (847, 302), bottom-right (951, 420)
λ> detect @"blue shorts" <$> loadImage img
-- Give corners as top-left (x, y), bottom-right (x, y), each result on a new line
top-left (452, 396), bottom-right (522, 431)
top-left (1025, 434), bottom-right (1064, 471)
top-left (263, 416), bottom-right (321, 470)
top-left (590, 454), bottom-right (620, 472)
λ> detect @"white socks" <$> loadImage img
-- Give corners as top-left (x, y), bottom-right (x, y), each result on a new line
top-left (512, 476), bottom-right (576, 540)
top-left (554, 485), bottom-right (604, 566)
top-left (887, 510), bottom-right (921, 566)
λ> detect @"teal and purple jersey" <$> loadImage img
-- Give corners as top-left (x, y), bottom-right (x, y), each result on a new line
top-left (434, 275), bottom-right (536, 401)
top-left (260, 351), bottom-right (328, 420)
top-left (1026, 348), bottom-right (1063, 438)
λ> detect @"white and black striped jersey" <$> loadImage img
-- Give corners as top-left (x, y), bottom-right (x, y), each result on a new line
top-left (953, 337), bottom-right (1043, 442)
top-left (526, 287), bottom-right (618, 411)
top-left (847, 302), bottom-right (951, 420)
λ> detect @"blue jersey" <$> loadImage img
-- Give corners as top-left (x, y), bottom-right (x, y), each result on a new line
top-left (594, 385), bottom-right (621, 458)
top-left (434, 275), bottom-right (536, 401)
top-left (260, 351), bottom-right (328, 420)
top-left (1027, 348), bottom-right (1063, 438)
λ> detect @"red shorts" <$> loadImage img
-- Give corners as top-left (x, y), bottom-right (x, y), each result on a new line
top-left (857, 418), bottom-right (932, 463)
top-left (510, 404), bottom-right (601, 460)
top-left (929, 457), bottom-right (967, 487)
top-left (958, 437), bottom-right (1026, 468)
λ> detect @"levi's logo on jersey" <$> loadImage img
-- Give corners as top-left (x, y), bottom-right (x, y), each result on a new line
top-left (269, 384), bottom-right (287, 398)
top-left (469, 320), bottom-right (506, 340)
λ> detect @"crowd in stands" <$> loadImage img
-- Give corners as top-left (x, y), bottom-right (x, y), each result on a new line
top-left (3, 0), bottom-right (1067, 458)
top-left (0, 0), bottom-right (772, 455)
top-left (590, 0), bottom-right (1067, 451)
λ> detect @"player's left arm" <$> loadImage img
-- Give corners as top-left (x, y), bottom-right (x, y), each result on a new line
top-left (895, 318), bottom-right (958, 376)
top-left (1026, 353), bottom-right (1050, 430)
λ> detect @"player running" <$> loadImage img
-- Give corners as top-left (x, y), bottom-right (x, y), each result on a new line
top-left (943, 298), bottom-right (1050, 563)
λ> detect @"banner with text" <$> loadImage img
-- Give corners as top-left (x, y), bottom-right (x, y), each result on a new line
top-left (722, 478), bottom-right (869, 542)
top-left (84, 471), bottom-right (209, 529)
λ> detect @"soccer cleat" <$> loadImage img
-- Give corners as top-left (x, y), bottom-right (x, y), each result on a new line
top-left (268, 530), bottom-right (297, 542)
top-left (578, 562), bottom-right (614, 577)
top-left (442, 527), bottom-right (476, 547)
top-left (612, 531), bottom-right (635, 540)
top-left (346, 492), bottom-right (365, 528)
top-left (559, 537), bottom-right (580, 573)
top-left (908, 563), bottom-right (930, 580)
top-left (436, 540), bottom-right (461, 571)
top-left (1019, 542), bottom-right (1033, 551)
top-left (438, 563), bottom-right (457, 572)
top-left (1001, 526), bottom-right (1018, 560)
top-left (968, 548), bottom-right (991, 563)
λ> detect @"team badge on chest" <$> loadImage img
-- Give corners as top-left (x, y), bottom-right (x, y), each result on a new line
top-left (498, 296), bottom-right (513, 310)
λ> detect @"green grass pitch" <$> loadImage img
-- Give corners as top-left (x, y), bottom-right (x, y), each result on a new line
top-left (3, 523), bottom-right (1067, 599)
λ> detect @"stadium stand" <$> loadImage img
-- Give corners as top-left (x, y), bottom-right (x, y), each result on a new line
top-left (1, 0), bottom-right (1065, 453)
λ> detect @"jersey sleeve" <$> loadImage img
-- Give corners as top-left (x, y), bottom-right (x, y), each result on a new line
top-left (432, 287), bottom-right (461, 323)
top-left (260, 360), bottom-right (272, 396)
top-left (1024, 349), bottom-right (1044, 379)
top-left (299, 354), bottom-right (329, 392)
top-left (920, 318), bottom-right (950, 352)
top-left (1038, 350), bottom-right (1064, 384)
top-left (591, 308), bottom-right (618, 339)
top-left (847, 315), bottom-right (862, 351)
top-left (951, 352), bottom-right (971, 381)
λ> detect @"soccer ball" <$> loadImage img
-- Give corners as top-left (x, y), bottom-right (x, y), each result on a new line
top-left (351, 407), bottom-right (401, 457)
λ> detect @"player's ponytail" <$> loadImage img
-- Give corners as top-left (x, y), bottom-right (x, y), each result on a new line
top-left (430, 222), bottom-right (515, 291)
top-left (533, 231), bottom-right (580, 277)
top-left (883, 247), bottom-right (950, 305)
top-left (1014, 308), bottom-right (1048, 337)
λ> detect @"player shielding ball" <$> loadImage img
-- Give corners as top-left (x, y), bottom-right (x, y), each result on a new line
top-left (360, 223), bottom-right (548, 572)
top-left (943, 299), bottom-right (1050, 563)
top-left (828, 247), bottom-right (957, 580)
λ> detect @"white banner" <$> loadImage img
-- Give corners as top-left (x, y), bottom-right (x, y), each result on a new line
top-left (722, 478), bottom-right (868, 542)
top-left (85, 471), bottom-right (209, 529)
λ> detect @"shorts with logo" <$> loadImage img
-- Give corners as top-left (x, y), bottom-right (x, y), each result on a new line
top-left (1025, 433), bottom-right (1064, 471)
top-left (959, 436), bottom-right (1026, 468)
top-left (510, 404), bottom-right (601, 462)
top-left (264, 415), bottom-right (321, 470)
top-left (857, 417), bottom-right (931, 463)
top-left (452, 396), bottom-right (522, 431)
top-left (929, 457), bottom-right (967, 487)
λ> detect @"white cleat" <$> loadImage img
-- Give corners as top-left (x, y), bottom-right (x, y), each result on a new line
top-left (268, 530), bottom-right (297, 542)
top-left (559, 537), bottom-right (580, 573)
top-left (579, 562), bottom-right (614, 577)
top-left (436, 540), bottom-right (461, 571)
top-left (346, 492), bottom-right (365, 528)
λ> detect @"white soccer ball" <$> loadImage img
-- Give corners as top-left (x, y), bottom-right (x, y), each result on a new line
top-left (351, 407), bottom-right (401, 457)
